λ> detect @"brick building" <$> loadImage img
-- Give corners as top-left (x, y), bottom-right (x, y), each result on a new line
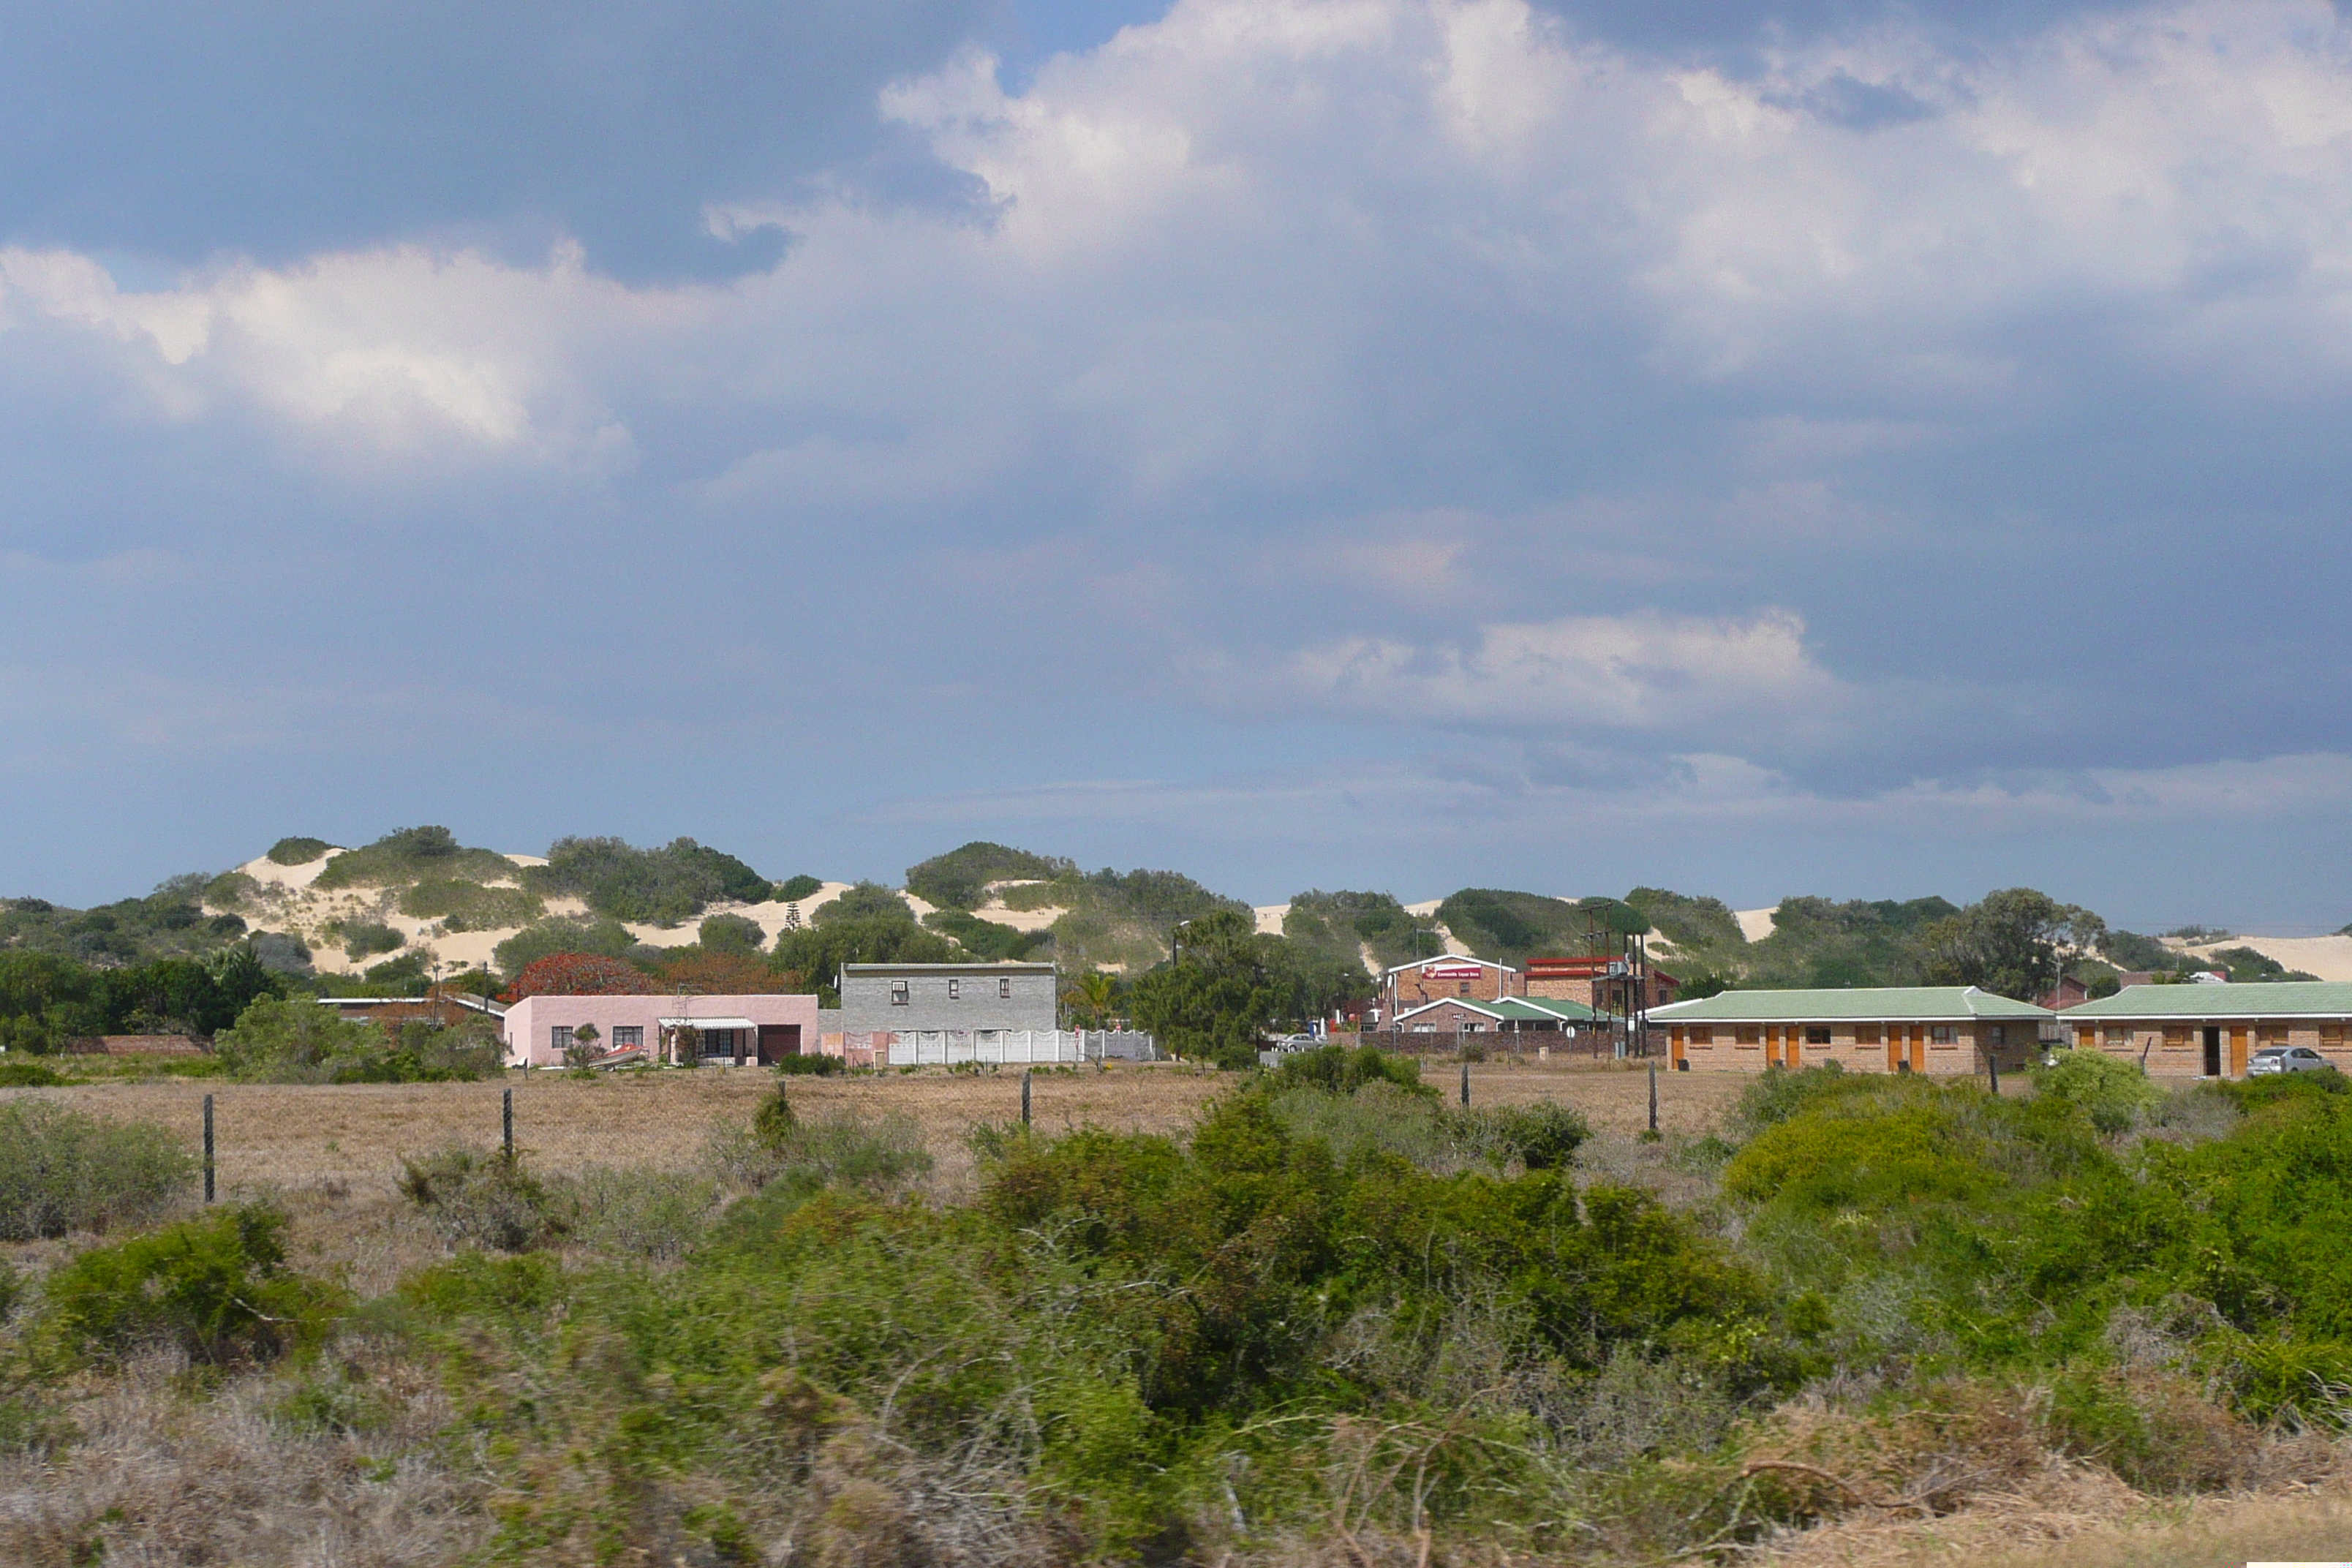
top-left (1649, 986), bottom-right (2051, 1075)
top-left (1522, 956), bottom-right (1679, 1015)
top-left (1382, 954), bottom-right (1520, 1017)
top-left (2059, 981), bottom-right (2352, 1077)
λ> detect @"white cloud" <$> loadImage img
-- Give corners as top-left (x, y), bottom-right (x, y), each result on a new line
top-left (1272, 609), bottom-right (1842, 732)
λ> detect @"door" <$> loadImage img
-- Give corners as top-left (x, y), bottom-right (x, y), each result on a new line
top-left (2201, 1027), bottom-right (2222, 1077)
top-left (1885, 1027), bottom-right (1899, 1074)
top-left (1908, 1028), bottom-right (1926, 1074)
top-left (757, 1024), bottom-right (801, 1065)
top-left (1787, 1028), bottom-right (1802, 1069)
top-left (2229, 1028), bottom-right (2249, 1077)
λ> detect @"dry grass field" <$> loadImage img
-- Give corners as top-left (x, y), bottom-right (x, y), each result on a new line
top-left (1, 1058), bottom-right (1743, 1201)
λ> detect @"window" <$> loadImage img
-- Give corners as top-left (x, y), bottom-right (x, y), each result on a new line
top-left (2163, 1027), bottom-right (2190, 1048)
top-left (1656, 986), bottom-right (1670, 1004)
top-left (702, 1029), bottom-right (739, 1057)
top-left (1735, 1025), bottom-right (1760, 1046)
top-left (1988, 1025), bottom-right (2007, 1047)
top-left (2103, 1027), bottom-right (2129, 1047)
top-left (2258, 1025), bottom-right (2288, 1044)
top-left (1458, 981), bottom-right (1471, 996)
top-left (1804, 1027), bottom-right (1831, 1045)
top-left (550, 1025), bottom-right (573, 1053)
top-left (612, 1027), bottom-right (642, 1049)
top-left (1930, 1025), bottom-right (1956, 1046)
top-left (999, 977), bottom-right (1011, 999)
top-left (890, 981), bottom-right (909, 1006)
top-left (2322, 1023), bottom-right (2345, 1044)
top-left (948, 979), bottom-right (961, 1000)
top-left (1855, 1024), bottom-right (1881, 1044)
top-left (1689, 1025), bottom-right (1713, 1045)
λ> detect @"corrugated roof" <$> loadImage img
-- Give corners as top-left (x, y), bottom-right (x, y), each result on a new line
top-left (1509, 995), bottom-right (1604, 1022)
top-left (1648, 986), bottom-right (2051, 1023)
top-left (2063, 981), bottom-right (2352, 1019)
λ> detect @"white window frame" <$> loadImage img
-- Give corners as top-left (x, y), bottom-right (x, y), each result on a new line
top-left (890, 981), bottom-right (909, 1006)
top-left (949, 979), bottom-right (961, 1000)
top-left (999, 977), bottom-right (1011, 999)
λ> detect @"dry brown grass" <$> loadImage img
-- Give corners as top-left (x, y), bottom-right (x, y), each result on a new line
top-left (0, 1059), bottom-right (1741, 1196)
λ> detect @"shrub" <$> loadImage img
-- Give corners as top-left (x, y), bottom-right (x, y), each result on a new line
top-left (266, 837), bottom-right (333, 865)
top-left (1730, 1062), bottom-right (1872, 1139)
top-left (774, 874), bottom-right (823, 902)
top-left (710, 1107), bottom-right (932, 1197)
top-left (2048, 1368), bottom-right (2257, 1491)
top-left (399, 1147), bottom-right (567, 1251)
top-left (2035, 1049), bottom-right (2166, 1134)
top-left (1270, 1043), bottom-right (1433, 1098)
top-left (0, 1101), bottom-right (195, 1239)
top-left (393, 1019), bottom-right (506, 1080)
top-left (527, 836), bottom-right (771, 924)
top-left (0, 1058), bottom-right (64, 1086)
top-left (397, 878), bottom-right (543, 931)
top-left (698, 913), bottom-right (766, 954)
top-left (774, 1052), bottom-right (844, 1077)
top-left (314, 826), bottom-right (514, 890)
top-left (568, 1168), bottom-right (721, 1261)
top-left (201, 870), bottom-right (262, 911)
top-left (337, 920), bottom-right (405, 959)
top-left (41, 1205), bottom-right (342, 1364)
top-left (1469, 1101), bottom-right (1591, 1169)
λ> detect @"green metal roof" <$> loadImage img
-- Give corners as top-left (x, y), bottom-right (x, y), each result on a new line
top-left (1648, 986), bottom-right (2051, 1023)
top-left (1509, 995), bottom-right (1605, 1022)
top-left (2062, 981), bottom-right (2352, 1020)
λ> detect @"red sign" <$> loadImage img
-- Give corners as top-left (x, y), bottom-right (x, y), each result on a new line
top-left (1418, 965), bottom-right (1484, 981)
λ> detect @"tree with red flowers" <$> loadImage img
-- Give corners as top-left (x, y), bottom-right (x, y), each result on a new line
top-left (500, 952), bottom-right (657, 1004)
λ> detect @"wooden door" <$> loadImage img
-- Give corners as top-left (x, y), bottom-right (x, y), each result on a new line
top-left (1884, 1027), bottom-right (1900, 1074)
top-left (1669, 1028), bottom-right (1685, 1068)
top-left (1787, 1028), bottom-right (1803, 1069)
top-left (1766, 1027), bottom-right (1782, 1068)
top-left (1908, 1028), bottom-right (1926, 1074)
top-left (2229, 1028), bottom-right (2249, 1077)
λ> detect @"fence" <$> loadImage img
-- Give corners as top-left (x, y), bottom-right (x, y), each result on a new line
top-left (819, 1030), bottom-right (1161, 1068)
top-left (1345, 1028), bottom-right (1665, 1060)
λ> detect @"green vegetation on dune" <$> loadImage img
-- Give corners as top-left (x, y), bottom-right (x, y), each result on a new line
top-left (396, 876), bottom-right (543, 931)
top-left (1282, 889), bottom-right (1422, 973)
top-left (1, 877), bottom-right (256, 968)
top-left (903, 840), bottom-right (1074, 911)
top-left (1437, 888), bottom-right (1650, 965)
top-left (1002, 864), bottom-right (1251, 970)
top-left (922, 908), bottom-right (1052, 960)
top-left (524, 834), bottom-right (772, 924)
top-left (310, 825), bottom-right (516, 890)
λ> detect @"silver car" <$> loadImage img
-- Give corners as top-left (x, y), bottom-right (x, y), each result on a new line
top-left (2247, 1045), bottom-right (2337, 1075)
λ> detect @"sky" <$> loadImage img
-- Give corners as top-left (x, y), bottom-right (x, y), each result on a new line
top-left (4, 0), bottom-right (2352, 930)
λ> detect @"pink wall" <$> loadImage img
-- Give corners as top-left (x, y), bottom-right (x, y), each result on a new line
top-left (502, 993), bottom-right (821, 1068)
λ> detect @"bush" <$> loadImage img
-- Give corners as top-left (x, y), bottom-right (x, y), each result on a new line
top-left (709, 1107), bottom-right (932, 1197)
top-left (1730, 1062), bottom-right (1871, 1139)
top-left (497, 946), bottom-right (654, 1000)
top-left (2035, 1049), bottom-right (2166, 1134)
top-left (0, 1101), bottom-right (195, 1239)
top-left (41, 1205), bottom-right (342, 1365)
top-left (1270, 1043), bottom-right (1432, 1098)
top-left (568, 1168), bottom-right (721, 1261)
top-left (698, 913), bottom-right (766, 954)
top-left (397, 878), bottom-right (543, 931)
top-left (0, 1058), bottom-right (64, 1086)
top-left (774, 1052), bottom-right (844, 1077)
top-left (399, 1147), bottom-right (567, 1251)
top-left (215, 994), bottom-right (492, 1083)
top-left (266, 837), bottom-right (333, 866)
top-left (1469, 1101), bottom-right (1591, 1169)
top-left (774, 874), bottom-right (823, 902)
top-left (2048, 1368), bottom-right (2257, 1491)
top-left (336, 920), bottom-right (405, 959)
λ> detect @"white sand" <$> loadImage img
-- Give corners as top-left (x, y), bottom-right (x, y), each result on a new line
top-left (1735, 908), bottom-right (1777, 943)
top-left (2171, 933), bottom-right (2352, 983)
top-left (1254, 904), bottom-right (1289, 935)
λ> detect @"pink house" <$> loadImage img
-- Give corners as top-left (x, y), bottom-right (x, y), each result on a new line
top-left (500, 992), bottom-right (821, 1068)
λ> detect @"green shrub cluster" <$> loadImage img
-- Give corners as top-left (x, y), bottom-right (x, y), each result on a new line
top-left (903, 841), bottom-right (1074, 911)
top-left (397, 877), bottom-right (543, 931)
top-left (526, 835), bottom-right (770, 925)
top-left (0, 1102), bottom-right (195, 1239)
top-left (266, 836), bottom-right (334, 865)
top-left (214, 996), bottom-right (502, 1082)
top-left (312, 825), bottom-right (516, 890)
top-left (772, 873), bottom-right (823, 902)
top-left (921, 907), bottom-right (1052, 960)
top-left (39, 1205), bottom-right (342, 1365)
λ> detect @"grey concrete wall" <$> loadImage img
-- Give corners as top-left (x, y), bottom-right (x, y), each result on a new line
top-left (840, 967), bottom-right (1058, 1033)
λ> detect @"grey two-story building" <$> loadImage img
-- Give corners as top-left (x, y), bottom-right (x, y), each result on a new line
top-left (838, 962), bottom-right (1059, 1035)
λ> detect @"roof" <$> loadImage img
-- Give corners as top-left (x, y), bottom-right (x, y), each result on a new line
top-left (837, 962), bottom-right (1056, 976)
top-left (1648, 987), bottom-right (2052, 1023)
top-left (1384, 954), bottom-right (1516, 976)
top-left (1392, 995), bottom-right (1605, 1026)
top-left (2063, 981), bottom-right (2352, 1021)
top-left (658, 1015), bottom-right (758, 1031)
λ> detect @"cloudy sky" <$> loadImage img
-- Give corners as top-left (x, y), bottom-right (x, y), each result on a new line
top-left (4, 0), bottom-right (2351, 926)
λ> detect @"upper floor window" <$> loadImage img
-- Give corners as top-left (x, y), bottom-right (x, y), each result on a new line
top-left (1458, 981), bottom-right (1471, 996)
top-left (999, 977), bottom-right (1011, 999)
top-left (890, 981), bottom-right (909, 1006)
top-left (949, 979), bottom-right (962, 1000)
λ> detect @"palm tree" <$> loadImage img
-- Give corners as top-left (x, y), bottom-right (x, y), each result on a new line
top-left (1074, 971), bottom-right (1117, 1030)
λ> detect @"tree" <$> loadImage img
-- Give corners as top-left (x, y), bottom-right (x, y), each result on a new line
top-left (770, 918), bottom-right (962, 1006)
top-left (1918, 889), bottom-right (2108, 1001)
top-left (1071, 970), bottom-right (1118, 1028)
top-left (1124, 911), bottom-right (1368, 1068)
top-left (655, 950), bottom-right (795, 995)
top-left (566, 1022), bottom-right (602, 1069)
top-left (500, 952), bottom-right (657, 1003)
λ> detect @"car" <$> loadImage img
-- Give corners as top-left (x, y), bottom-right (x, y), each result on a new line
top-left (2247, 1045), bottom-right (2337, 1075)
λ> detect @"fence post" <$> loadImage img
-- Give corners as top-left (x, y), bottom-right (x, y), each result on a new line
top-left (203, 1093), bottom-right (215, 1204)
top-left (502, 1087), bottom-right (514, 1158)
top-left (1459, 1061), bottom-right (1470, 1107)
top-left (1648, 1060), bottom-right (1659, 1134)
top-left (1987, 1055), bottom-right (2001, 1096)
top-left (1021, 1068), bottom-right (1033, 1126)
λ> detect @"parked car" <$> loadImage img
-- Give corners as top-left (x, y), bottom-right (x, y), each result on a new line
top-left (2247, 1045), bottom-right (2337, 1075)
